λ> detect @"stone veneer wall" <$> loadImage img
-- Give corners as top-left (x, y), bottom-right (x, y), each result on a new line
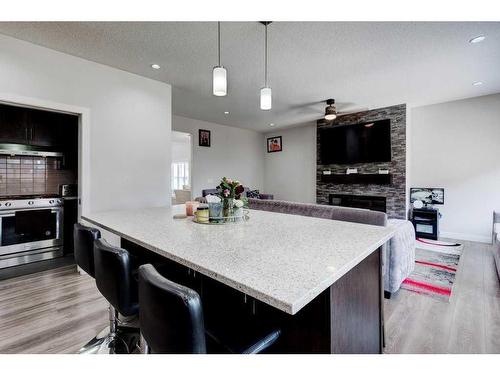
top-left (316, 104), bottom-right (406, 219)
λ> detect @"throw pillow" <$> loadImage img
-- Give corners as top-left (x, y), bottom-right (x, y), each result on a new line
top-left (246, 189), bottom-right (260, 199)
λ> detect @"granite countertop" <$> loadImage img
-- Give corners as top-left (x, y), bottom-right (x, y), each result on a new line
top-left (83, 206), bottom-right (395, 315)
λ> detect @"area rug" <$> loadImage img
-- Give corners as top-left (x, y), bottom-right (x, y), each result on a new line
top-left (400, 238), bottom-right (462, 301)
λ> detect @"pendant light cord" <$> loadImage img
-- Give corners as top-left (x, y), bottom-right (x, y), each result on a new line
top-left (264, 23), bottom-right (268, 87)
top-left (217, 21), bottom-right (221, 67)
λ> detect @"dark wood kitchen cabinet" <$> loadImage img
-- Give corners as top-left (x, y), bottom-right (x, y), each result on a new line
top-left (28, 109), bottom-right (60, 147)
top-left (0, 103), bottom-right (65, 147)
top-left (0, 104), bottom-right (29, 144)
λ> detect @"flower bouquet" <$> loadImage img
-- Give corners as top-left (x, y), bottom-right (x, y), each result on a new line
top-left (216, 177), bottom-right (248, 220)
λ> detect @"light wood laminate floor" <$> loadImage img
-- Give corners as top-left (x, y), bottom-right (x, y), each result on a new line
top-left (385, 239), bottom-right (500, 353)
top-left (0, 265), bottom-right (108, 354)
top-left (0, 240), bottom-right (499, 354)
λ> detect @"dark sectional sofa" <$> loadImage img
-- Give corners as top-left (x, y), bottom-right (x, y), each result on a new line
top-left (247, 198), bottom-right (386, 226)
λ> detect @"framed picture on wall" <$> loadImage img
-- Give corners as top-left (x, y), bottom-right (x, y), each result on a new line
top-left (267, 136), bottom-right (282, 153)
top-left (199, 129), bottom-right (211, 147)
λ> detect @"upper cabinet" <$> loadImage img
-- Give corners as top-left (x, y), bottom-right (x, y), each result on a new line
top-left (0, 104), bottom-right (68, 148)
top-left (28, 109), bottom-right (61, 147)
top-left (0, 104), bottom-right (29, 144)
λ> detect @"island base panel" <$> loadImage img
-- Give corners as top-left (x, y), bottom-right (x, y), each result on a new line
top-left (121, 239), bottom-right (382, 354)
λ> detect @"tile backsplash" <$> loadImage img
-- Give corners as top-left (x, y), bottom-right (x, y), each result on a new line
top-left (0, 155), bottom-right (76, 197)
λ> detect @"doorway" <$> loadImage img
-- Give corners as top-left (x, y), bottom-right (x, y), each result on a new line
top-left (171, 131), bottom-right (192, 204)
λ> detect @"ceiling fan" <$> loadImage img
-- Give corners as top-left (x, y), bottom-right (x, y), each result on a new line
top-left (317, 99), bottom-right (369, 125)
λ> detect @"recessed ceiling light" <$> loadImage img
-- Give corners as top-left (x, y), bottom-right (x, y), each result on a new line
top-left (269, 123), bottom-right (275, 127)
top-left (151, 64), bottom-right (161, 70)
top-left (473, 81), bottom-right (483, 86)
top-left (469, 35), bottom-right (486, 44)
top-left (224, 111), bottom-right (229, 115)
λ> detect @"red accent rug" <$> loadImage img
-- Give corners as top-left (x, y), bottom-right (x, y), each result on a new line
top-left (401, 238), bottom-right (462, 301)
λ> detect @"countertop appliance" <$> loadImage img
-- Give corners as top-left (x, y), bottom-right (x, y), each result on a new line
top-left (0, 197), bottom-right (64, 269)
top-left (60, 183), bottom-right (78, 198)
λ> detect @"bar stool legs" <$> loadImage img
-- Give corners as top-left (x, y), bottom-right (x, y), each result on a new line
top-left (78, 325), bottom-right (110, 354)
top-left (139, 334), bottom-right (150, 354)
top-left (79, 305), bottom-right (131, 354)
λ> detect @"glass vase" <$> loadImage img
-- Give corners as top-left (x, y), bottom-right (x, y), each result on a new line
top-left (223, 198), bottom-right (234, 222)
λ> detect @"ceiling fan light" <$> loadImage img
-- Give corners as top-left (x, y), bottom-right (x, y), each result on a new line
top-left (325, 105), bottom-right (337, 121)
top-left (213, 66), bottom-right (227, 96)
top-left (260, 87), bottom-right (272, 110)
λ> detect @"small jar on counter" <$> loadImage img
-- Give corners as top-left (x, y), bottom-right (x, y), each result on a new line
top-left (194, 204), bottom-right (209, 223)
top-left (185, 201), bottom-right (200, 216)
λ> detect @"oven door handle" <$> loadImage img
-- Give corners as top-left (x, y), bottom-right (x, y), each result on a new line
top-left (0, 208), bottom-right (62, 216)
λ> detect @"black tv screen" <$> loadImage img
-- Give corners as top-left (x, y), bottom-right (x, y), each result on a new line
top-left (319, 119), bottom-right (391, 164)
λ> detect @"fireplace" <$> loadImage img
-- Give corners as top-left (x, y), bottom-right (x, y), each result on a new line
top-left (329, 194), bottom-right (387, 213)
top-left (316, 104), bottom-right (406, 219)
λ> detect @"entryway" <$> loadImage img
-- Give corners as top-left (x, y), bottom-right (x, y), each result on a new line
top-left (171, 131), bottom-right (192, 204)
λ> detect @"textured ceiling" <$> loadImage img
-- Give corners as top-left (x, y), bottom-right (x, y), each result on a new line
top-left (0, 22), bottom-right (499, 132)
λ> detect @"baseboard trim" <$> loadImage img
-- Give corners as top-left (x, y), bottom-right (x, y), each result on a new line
top-left (440, 231), bottom-right (491, 244)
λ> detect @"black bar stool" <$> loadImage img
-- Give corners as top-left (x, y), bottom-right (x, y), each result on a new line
top-left (92, 238), bottom-right (141, 354)
top-left (74, 223), bottom-right (111, 354)
top-left (74, 223), bottom-right (101, 277)
top-left (138, 264), bottom-right (281, 354)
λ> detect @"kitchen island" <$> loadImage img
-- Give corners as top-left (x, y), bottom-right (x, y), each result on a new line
top-left (83, 205), bottom-right (395, 353)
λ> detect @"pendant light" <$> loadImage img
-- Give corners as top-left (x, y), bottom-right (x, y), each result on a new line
top-left (213, 22), bottom-right (227, 96)
top-left (260, 22), bottom-right (272, 110)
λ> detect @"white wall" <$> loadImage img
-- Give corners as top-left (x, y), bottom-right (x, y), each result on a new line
top-left (411, 93), bottom-right (500, 243)
top-left (264, 124), bottom-right (317, 203)
top-left (172, 131), bottom-right (191, 163)
top-left (0, 34), bottom-right (172, 214)
top-left (173, 115), bottom-right (264, 198)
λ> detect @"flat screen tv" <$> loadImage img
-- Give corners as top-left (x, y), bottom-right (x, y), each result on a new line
top-left (410, 188), bottom-right (445, 205)
top-left (319, 119), bottom-right (391, 164)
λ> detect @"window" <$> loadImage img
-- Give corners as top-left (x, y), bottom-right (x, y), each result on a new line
top-left (171, 162), bottom-right (189, 190)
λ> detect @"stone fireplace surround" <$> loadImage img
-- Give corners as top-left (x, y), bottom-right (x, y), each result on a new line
top-left (316, 104), bottom-right (406, 219)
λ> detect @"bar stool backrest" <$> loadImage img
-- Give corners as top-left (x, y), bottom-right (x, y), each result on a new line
top-left (73, 223), bottom-right (101, 278)
top-left (138, 264), bottom-right (207, 354)
top-left (93, 238), bottom-right (138, 317)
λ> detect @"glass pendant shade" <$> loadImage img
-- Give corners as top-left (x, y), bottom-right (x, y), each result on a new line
top-left (260, 87), bottom-right (272, 110)
top-left (213, 66), bottom-right (227, 96)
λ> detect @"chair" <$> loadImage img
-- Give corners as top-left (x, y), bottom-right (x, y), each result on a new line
top-left (138, 264), bottom-right (281, 354)
top-left (92, 238), bottom-right (141, 353)
top-left (74, 223), bottom-right (110, 354)
top-left (174, 189), bottom-right (191, 204)
top-left (74, 223), bottom-right (101, 277)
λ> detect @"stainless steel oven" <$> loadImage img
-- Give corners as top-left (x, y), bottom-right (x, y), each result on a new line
top-left (0, 198), bottom-right (64, 269)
